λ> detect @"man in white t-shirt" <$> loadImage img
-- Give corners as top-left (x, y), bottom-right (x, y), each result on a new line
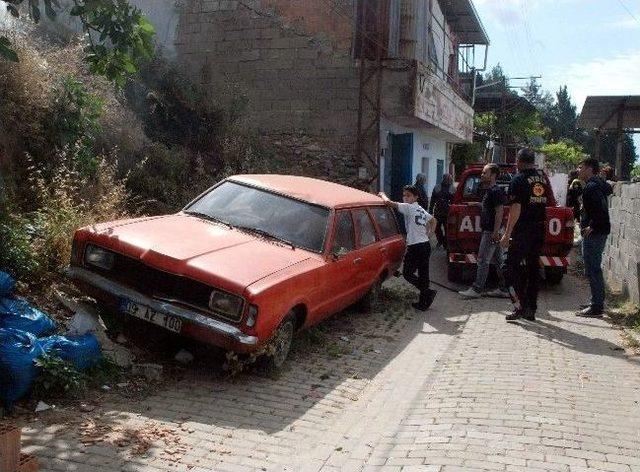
top-left (379, 186), bottom-right (438, 311)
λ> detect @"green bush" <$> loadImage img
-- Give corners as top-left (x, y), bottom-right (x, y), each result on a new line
top-left (0, 210), bottom-right (40, 281)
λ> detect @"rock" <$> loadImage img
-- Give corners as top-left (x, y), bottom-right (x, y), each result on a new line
top-left (35, 401), bottom-right (52, 412)
top-left (174, 349), bottom-right (194, 365)
top-left (66, 307), bottom-right (105, 336)
top-left (132, 363), bottom-right (163, 382)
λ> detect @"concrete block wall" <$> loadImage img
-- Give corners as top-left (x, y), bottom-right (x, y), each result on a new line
top-left (175, 0), bottom-right (360, 145)
top-left (604, 182), bottom-right (640, 304)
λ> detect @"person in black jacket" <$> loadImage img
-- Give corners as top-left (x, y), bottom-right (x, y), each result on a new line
top-left (577, 158), bottom-right (612, 318)
top-left (429, 174), bottom-right (454, 249)
top-left (414, 173), bottom-right (429, 210)
top-left (500, 148), bottom-right (549, 322)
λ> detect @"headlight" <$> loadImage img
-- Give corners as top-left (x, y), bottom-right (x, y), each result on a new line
top-left (84, 245), bottom-right (115, 270)
top-left (209, 290), bottom-right (244, 318)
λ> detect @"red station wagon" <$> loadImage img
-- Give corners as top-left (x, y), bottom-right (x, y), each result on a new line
top-left (68, 175), bottom-right (406, 369)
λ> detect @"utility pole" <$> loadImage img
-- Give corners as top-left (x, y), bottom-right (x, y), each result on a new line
top-left (355, 0), bottom-right (388, 191)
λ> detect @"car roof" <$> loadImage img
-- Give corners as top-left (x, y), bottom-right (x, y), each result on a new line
top-left (228, 174), bottom-right (383, 209)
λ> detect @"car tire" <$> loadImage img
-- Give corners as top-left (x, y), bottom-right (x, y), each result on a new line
top-left (357, 277), bottom-right (383, 312)
top-left (262, 315), bottom-right (295, 373)
top-left (544, 267), bottom-right (564, 285)
top-left (447, 261), bottom-right (464, 283)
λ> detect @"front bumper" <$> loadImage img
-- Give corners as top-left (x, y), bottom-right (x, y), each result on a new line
top-left (448, 253), bottom-right (570, 267)
top-left (66, 266), bottom-right (259, 351)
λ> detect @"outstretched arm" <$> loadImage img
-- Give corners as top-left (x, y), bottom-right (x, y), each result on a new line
top-left (378, 192), bottom-right (399, 210)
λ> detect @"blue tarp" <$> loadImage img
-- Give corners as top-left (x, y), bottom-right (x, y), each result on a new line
top-left (0, 271), bottom-right (56, 336)
top-left (0, 297), bottom-right (57, 337)
top-left (0, 271), bottom-right (103, 408)
top-left (41, 334), bottom-right (102, 371)
top-left (0, 328), bottom-right (46, 408)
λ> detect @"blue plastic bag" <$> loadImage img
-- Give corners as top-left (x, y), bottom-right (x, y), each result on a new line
top-left (40, 334), bottom-right (102, 371)
top-left (0, 328), bottom-right (46, 408)
top-left (0, 271), bottom-right (15, 297)
top-left (0, 297), bottom-right (57, 337)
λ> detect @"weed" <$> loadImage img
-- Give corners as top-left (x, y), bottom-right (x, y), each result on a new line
top-left (34, 354), bottom-right (87, 398)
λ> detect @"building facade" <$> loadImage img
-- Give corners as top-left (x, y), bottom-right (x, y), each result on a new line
top-left (133, 0), bottom-right (488, 199)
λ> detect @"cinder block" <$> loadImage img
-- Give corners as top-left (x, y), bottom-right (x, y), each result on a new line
top-left (17, 454), bottom-right (39, 472)
top-left (0, 423), bottom-right (20, 472)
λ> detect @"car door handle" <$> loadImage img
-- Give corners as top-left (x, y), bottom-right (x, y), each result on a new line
top-left (353, 258), bottom-right (363, 265)
top-left (379, 247), bottom-right (388, 253)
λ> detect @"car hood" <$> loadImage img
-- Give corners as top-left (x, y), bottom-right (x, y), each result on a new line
top-left (83, 214), bottom-right (317, 292)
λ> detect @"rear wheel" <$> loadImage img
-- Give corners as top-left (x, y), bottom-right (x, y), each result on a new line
top-left (544, 267), bottom-right (564, 285)
top-left (357, 277), bottom-right (383, 312)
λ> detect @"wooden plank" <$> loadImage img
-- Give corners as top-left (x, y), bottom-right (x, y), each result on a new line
top-left (0, 423), bottom-right (21, 472)
top-left (17, 453), bottom-right (39, 472)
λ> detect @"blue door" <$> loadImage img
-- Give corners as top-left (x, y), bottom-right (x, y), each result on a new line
top-left (389, 133), bottom-right (413, 202)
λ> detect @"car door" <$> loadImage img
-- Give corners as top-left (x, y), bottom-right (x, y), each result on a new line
top-left (352, 207), bottom-right (384, 289)
top-left (370, 205), bottom-right (406, 271)
top-left (317, 210), bottom-right (365, 318)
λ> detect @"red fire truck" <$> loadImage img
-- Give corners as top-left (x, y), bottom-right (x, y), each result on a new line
top-left (446, 164), bottom-right (575, 284)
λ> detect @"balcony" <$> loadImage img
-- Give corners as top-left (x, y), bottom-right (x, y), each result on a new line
top-left (381, 59), bottom-right (474, 143)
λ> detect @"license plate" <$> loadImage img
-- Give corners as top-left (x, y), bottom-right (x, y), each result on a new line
top-left (119, 299), bottom-right (183, 333)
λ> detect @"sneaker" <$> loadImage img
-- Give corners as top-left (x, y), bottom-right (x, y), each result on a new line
top-left (522, 310), bottom-right (536, 321)
top-left (424, 289), bottom-right (437, 309)
top-left (486, 288), bottom-right (510, 299)
top-left (411, 302), bottom-right (428, 312)
top-left (506, 309), bottom-right (524, 321)
top-left (576, 307), bottom-right (603, 318)
top-left (459, 287), bottom-right (482, 299)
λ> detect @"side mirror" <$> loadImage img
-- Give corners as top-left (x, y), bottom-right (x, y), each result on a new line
top-left (332, 247), bottom-right (349, 260)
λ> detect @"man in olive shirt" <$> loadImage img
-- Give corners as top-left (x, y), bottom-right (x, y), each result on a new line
top-left (500, 149), bottom-right (549, 321)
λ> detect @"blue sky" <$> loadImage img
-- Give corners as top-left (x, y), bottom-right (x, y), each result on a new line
top-left (473, 0), bottom-right (640, 149)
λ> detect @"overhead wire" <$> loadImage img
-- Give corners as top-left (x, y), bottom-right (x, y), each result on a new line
top-left (616, 0), bottom-right (640, 27)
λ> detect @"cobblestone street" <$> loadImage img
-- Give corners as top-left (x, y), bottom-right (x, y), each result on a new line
top-left (20, 251), bottom-right (640, 472)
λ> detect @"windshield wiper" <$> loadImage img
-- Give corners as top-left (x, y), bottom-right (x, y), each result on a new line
top-left (234, 225), bottom-right (296, 250)
top-left (184, 211), bottom-right (233, 229)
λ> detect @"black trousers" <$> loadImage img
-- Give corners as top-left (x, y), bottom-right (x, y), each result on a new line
top-left (505, 227), bottom-right (544, 313)
top-left (403, 242), bottom-right (431, 298)
top-left (434, 217), bottom-right (447, 248)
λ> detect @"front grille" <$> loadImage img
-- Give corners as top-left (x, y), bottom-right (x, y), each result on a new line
top-left (87, 252), bottom-right (242, 322)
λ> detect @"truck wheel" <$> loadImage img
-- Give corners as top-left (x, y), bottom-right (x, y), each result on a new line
top-left (262, 315), bottom-right (295, 372)
top-left (544, 267), bottom-right (564, 285)
top-left (357, 278), bottom-right (382, 312)
top-left (447, 262), bottom-right (464, 283)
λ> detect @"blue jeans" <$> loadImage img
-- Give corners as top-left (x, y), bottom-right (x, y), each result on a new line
top-left (473, 231), bottom-right (506, 292)
top-left (582, 233), bottom-right (608, 310)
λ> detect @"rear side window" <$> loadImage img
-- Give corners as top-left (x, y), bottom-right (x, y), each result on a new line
top-left (333, 211), bottom-right (356, 253)
top-left (371, 207), bottom-right (399, 239)
top-left (354, 209), bottom-right (377, 247)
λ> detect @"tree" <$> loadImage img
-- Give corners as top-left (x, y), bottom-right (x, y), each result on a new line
top-left (1, 0), bottom-right (155, 86)
top-left (521, 78), bottom-right (553, 114)
top-left (547, 86), bottom-right (578, 141)
top-left (540, 140), bottom-right (585, 171)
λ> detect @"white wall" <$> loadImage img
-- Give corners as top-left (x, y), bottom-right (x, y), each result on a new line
top-left (380, 118), bottom-right (449, 196)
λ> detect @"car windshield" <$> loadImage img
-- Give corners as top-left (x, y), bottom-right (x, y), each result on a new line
top-left (184, 181), bottom-right (330, 253)
top-left (462, 172), bottom-right (514, 201)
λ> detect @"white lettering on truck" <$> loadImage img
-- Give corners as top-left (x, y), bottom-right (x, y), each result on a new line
top-left (458, 216), bottom-right (564, 236)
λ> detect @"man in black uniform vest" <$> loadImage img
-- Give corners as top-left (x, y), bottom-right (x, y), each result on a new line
top-left (500, 148), bottom-right (548, 321)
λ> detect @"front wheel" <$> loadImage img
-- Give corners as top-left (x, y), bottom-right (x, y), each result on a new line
top-left (447, 261), bottom-right (464, 283)
top-left (262, 316), bottom-right (295, 372)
